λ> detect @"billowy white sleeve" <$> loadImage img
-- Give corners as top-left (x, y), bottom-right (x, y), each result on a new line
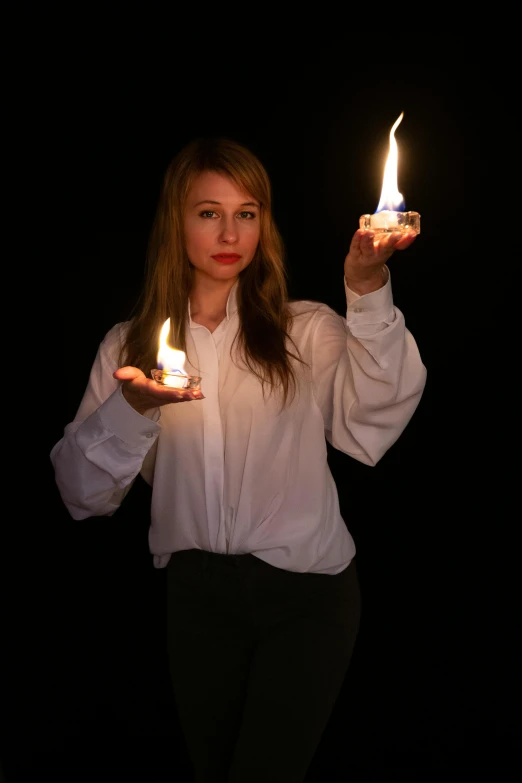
top-left (50, 323), bottom-right (161, 519)
top-left (310, 270), bottom-right (427, 466)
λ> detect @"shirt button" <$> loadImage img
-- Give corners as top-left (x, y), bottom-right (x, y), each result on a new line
top-left (146, 432), bottom-right (153, 438)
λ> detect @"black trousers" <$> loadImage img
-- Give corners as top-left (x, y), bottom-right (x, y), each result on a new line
top-left (166, 549), bottom-right (361, 783)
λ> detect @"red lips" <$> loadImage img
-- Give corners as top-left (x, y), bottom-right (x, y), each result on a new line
top-left (211, 253), bottom-right (241, 264)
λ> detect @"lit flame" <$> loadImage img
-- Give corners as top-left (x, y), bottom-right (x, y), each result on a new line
top-left (376, 112), bottom-right (405, 213)
top-left (157, 318), bottom-right (187, 375)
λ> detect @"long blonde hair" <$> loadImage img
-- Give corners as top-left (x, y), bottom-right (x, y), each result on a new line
top-left (121, 137), bottom-right (304, 405)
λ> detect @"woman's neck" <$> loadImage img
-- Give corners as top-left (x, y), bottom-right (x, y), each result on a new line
top-left (189, 277), bottom-right (237, 330)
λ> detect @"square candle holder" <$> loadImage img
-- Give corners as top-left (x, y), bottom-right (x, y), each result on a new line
top-left (359, 210), bottom-right (421, 235)
top-left (151, 369), bottom-right (202, 390)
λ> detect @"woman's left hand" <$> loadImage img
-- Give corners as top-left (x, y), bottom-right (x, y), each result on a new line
top-left (344, 228), bottom-right (417, 296)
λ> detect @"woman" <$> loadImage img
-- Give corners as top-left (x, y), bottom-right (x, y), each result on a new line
top-left (51, 137), bottom-right (426, 782)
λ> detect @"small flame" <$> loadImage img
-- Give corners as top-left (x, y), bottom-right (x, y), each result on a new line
top-left (376, 112), bottom-right (405, 213)
top-left (157, 318), bottom-right (187, 375)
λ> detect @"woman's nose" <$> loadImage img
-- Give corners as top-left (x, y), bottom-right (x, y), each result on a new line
top-left (219, 218), bottom-right (238, 243)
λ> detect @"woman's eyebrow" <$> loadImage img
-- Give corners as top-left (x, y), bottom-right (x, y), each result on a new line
top-left (193, 199), bottom-right (260, 207)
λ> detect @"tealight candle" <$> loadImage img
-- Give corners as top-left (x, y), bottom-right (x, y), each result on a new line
top-left (359, 210), bottom-right (421, 234)
top-left (360, 112), bottom-right (421, 236)
top-left (151, 318), bottom-right (202, 391)
top-left (150, 369), bottom-right (201, 390)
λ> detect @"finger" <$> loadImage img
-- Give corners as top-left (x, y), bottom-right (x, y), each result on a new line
top-left (374, 232), bottom-right (408, 255)
top-left (172, 390), bottom-right (206, 403)
top-left (377, 232), bottom-right (402, 249)
top-left (359, 231), bottom-right (378, 256)
top-left (182, 389), bottom-right (205, 401)
top-left (113, 366), bottom-right (146, 381)
top-left (350, 229), bottom-right (373, 251)
top-left (393, 232), bottom-right (417, 251)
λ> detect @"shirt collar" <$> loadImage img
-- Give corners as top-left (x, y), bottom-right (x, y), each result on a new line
top-left (188, 281), bottom-right (239, 328)
top-left (225, 281), bottom-right (239, 318)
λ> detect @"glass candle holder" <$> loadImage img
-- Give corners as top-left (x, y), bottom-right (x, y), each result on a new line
top-left (359, 210), bottom-right (421, 235)
top-left (151, 369), bottom-right (202, 390)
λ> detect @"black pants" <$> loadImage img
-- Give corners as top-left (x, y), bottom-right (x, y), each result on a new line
top-left (166, 549), bottom-right (361, 783)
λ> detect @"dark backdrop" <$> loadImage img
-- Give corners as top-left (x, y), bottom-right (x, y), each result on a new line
top-left (5, 62), bottom-right (519, 782)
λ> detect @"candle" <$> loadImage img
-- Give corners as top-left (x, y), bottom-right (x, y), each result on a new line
top-left (151, 318), bottom-right (202, 390)
top-left (360, 112), bottom-right (420, 235)
top-left (153, 370), bottom-right (192, 389)
top-left (368, 210), bottom-right (402, 230)
top-left (150, 368), bottom-right (202, 390)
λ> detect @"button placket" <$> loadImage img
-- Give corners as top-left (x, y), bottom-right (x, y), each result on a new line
top-left (190, 325), bottom-right (226, 552)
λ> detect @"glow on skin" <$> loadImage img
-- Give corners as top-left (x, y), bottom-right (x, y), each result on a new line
top-left (184, 171), bottom-right (260, 296)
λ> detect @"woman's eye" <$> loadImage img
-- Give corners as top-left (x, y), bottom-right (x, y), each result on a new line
top-left (198, 210), bottom-right (256, 219)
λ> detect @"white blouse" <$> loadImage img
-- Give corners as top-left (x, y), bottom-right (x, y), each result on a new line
top-left (50, 274), bottom-right (426, 575)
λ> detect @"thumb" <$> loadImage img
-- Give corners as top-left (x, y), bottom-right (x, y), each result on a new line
top-left (113, 366), bottom-right (146, 382)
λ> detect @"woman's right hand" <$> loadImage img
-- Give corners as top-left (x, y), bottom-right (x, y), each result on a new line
top-left (113, 366), bottom-right (205, 415)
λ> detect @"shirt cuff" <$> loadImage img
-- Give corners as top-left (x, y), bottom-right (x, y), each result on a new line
top-left (97, 386), bottom-right (161, 447)
top-left (345, 266), bottom-right (394, 325)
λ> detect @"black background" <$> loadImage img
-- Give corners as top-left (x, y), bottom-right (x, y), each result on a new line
top-left (5, 59), bottom-right (519, 782)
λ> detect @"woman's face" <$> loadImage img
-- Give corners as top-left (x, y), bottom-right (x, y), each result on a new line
top-left (184, 171), bottom-right (260, 285)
